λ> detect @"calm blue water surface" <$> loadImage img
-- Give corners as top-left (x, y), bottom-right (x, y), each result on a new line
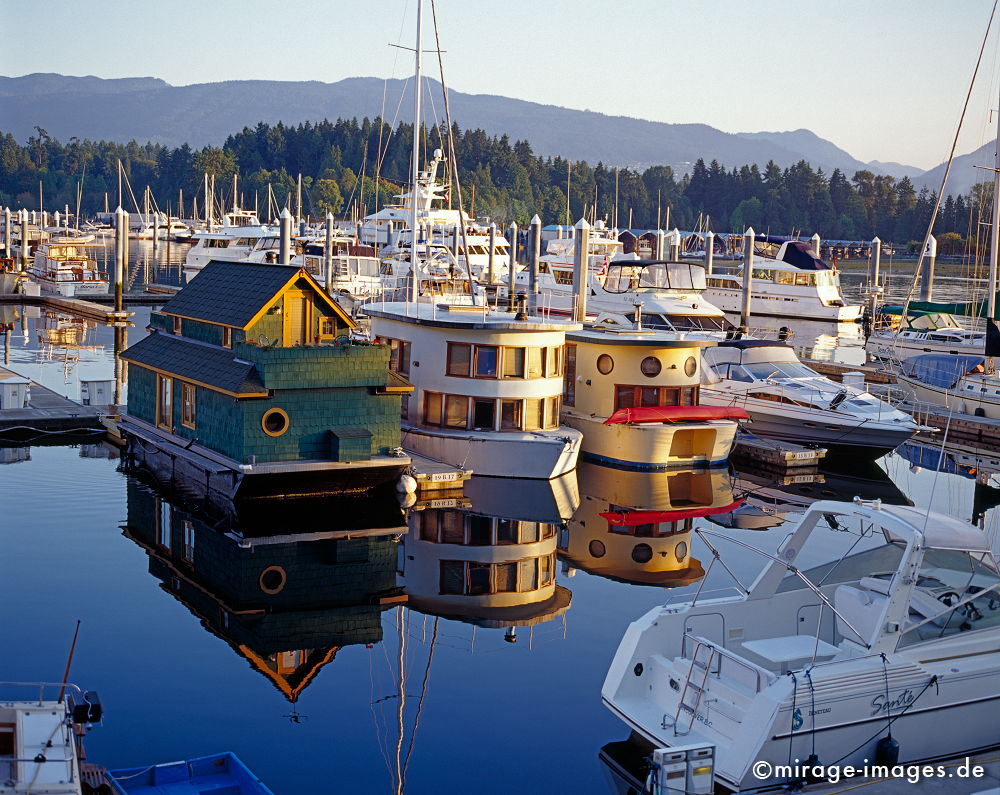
top-left (1, 278), bottom-right (998, 793)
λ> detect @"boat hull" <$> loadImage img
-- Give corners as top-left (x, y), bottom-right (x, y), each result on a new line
top-left (400, 423), bottom-right (582, 479)
top-left (703, 287), bottom-right (862, 321)
top-left (562, 413), bottom-right (737, 469)
top-left (896, 375), bottom-right (1000, 419)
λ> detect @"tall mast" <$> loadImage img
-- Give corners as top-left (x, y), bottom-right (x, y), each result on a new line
top-left (409, 0), bottom-right (424, 303)
top-left (989, 83), bottom-right (1000, 321)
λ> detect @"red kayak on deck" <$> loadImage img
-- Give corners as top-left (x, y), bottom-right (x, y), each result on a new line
top-left (603, 406), bottom-right (750, 425)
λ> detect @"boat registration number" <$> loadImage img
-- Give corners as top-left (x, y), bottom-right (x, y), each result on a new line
top-left (428, 498), bottom-right (459, 508)
top-left (430, 472), bottom-right (460, 482)
top-left (792, 451), bottom-right (815, 460)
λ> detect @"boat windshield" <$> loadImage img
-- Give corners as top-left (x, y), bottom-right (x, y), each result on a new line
top-left (718, 361), bottom-right (820, 382)
top-left (644, 313), bottom-right (730, 332)
top-left (603, 262), bottom-right (706, 293)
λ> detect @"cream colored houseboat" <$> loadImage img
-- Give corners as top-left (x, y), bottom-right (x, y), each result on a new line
top-left (560, 327), bottom-right (745, 470)
top-left (367, 302), bottom-right (583, 479)
top-left (559, 462), bottom-right (739, 587)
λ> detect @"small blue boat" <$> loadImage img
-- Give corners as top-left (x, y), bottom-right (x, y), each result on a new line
top-left (109, 752), bottom-right (275, 794)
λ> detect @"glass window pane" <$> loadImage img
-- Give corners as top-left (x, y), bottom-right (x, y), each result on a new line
top-left (424, 392), bottom-right (442, 426)
top-left (615, 386), bottom-right (635, 410)
top-left (399, 341), bottom-right (410, 375)
top-left (500, 399), bottom-right (522, 431)
top-left (467, 562), bottom-right (491, 595)
top-left (495, 562), bottom-right (518, 592)
top-left (641, 387), bottom-right (659, 407)
top-left (444, 395), bottom-right (468, 428)
top-left (539, 553), bottom-right (553, 586)
top-left (564, 344), bottom-right (576, 406)
top-left (475, 345), bottom-right (499, 378)
top-left (467, 516), bottom-right (492, 546)
top-left (545, 396), bottom-right (560, 429)
top-left (441, 512), bottom-right (465, 544)
top-left (526, 348), bottom-right (543, 378)
top-left (661, 388), bottom-right (680, 406)
top-left (472, 399), bottom-right (496, 430)
top-left (521, 522), bottom-right (540, 543)
top-left (518, 558), bottom-right (539, 592)
top-left (419, 512), bottom-right (439, 542)
top-left (524, 398), bottom-right (544, 431)
top-left (447, 343), bottom-right (471, 376)
top-left (496, 519), bottom-right (518, 544)
top-left (503, 347), bottom-right (525, 378)
top-left (440, 560), bottom-right (465, 594)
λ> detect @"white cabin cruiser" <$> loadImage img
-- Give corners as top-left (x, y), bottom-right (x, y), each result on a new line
top-left (704, 235), bottom-right (862, 322)
top-left (602, 498), bottom-right (1000, 791)
top-left (0, 681), bottom-right (103, 794)
top-left (700, 340), bottom-right (918, 455)
top-left (867, 312), bottom-right (985, 361)
top-left (366, 301), bottom-right (582, 479)
top-left (182, 208), bottom-right (276, 277)
top-left (896, 353), bottom-right (1000, 419)
top-left (27, 242), bottom-right (109, 297)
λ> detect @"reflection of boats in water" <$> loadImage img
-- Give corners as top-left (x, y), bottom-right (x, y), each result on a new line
top-left (559, 463), bottom-right (739, 587)
top-left (401, 476), bottom-right (575, 632)
top-left (603, 499), bottom-right (1000, 791)
top-left (733, 458), bottom-right (912, 515)
top-left (896, 440), bottom-right (1000, 523)
top-left (123, 481), bottom-right (406, 703)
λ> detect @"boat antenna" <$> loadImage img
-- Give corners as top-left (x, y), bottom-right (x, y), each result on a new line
top-left (892, 0), bottom-right (998, 351)
top-left (409, 0), bottom-right (424, 304)
top-left (430, 0), bottom-right (479, 305)
top-left (57, 620), bottom-right (81, 703)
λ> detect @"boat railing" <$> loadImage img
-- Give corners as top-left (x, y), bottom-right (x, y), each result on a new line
top-left (664, 585), bottom-right (744, 606)
top-left (681, 632), bottom-right (768, 693)
top-left (0, 680), bottom-right (85, 704)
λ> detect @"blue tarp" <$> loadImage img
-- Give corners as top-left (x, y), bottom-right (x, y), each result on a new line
top-left (900, 354), bottom-right (984, 389)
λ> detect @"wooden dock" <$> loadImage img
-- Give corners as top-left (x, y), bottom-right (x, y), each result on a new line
top-left (900, 401), bottom-right (1000, 448)
top-left (803, 358), bottom-right (897, 385)
top-left (0, 293), bottom-right (133, 322)
top-left (732, 434), bottom-right (826, 471)
top-left (0, 366), bottom-right (104, 438)
top-left (407, 452), bottom-right (472, 493)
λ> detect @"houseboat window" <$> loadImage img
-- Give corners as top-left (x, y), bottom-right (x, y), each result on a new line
top-left (473, 399), bottom-right (496, 430)
top-left (444, 395), bottom-right (468, 428)
top-left (468, 516), bottom-right (492, 546)
top-left (500, 398), bottom-right (522, 430)
top-left (545, 345), bottom-right (562, 377)
top-left (495, 562), bottom-right (518, 592)
top-left (685, 356), bottom-right (698, 377)
top-left (261, 408), bottom-right (290, 437)
top-left (640, 356), bottom-right (662, 377)
top-left (615, 385), bottom-right (635, 409)
top-left (441, 512), bottom-right (465, 544)
top-left (503, 346), bottom-right (525, 378)
top-left (497, 519), bottom-right (518, 545)
top-left (467, 562), bottom-right (491, 595)
top-left (545, 396), bottom-right (560, 427)
top-left (475, 345), bottom-right (499, 378)
top-left (320, 317), bottom-right (338, 338)
top-left (589, 540), bottom-right (606, 558)
top-left (440, 560), bottom-right (465, 594)
top-left (172, 316), bottom-right (182, 334)
top-left (388, 338), bottom-right (411, 375)
top-left (424, 392), bottom-right (443, 426)
top-left (564, 344), bottom-right (577, 406)
top-left (641, 387), bottom-right (660, 406)
top-left (632, 543), bottom-right (653, 563)
top-left (156, 374), bottom-right (172, 429)
top-left (156, 498), bottom-right (171, 549)
top-left (522, 347), bottom-right (541, 378)
top-left (400, 393), bottom-right (409, 420)
top-left (597, 354), bottom-right (614, 375)
top-left (221, 326), bottom-right (232, 349)
top-left (182, 520), bottom-right (195, 563)
top-left (675, 540), bottom-right (688, 561)
top-left (614, 385), bottom-right (698, 410)
top-left (524, 398), bottom-right (545, 431)
top-left (181, 383), bottom-right (196, 429)
top-left (446, 343), bottom-right (472, 376)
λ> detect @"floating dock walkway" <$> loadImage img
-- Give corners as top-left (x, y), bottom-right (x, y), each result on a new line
top-left (0, 366), bottom-right (104, 438)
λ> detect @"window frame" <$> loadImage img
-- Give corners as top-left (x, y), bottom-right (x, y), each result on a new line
top-left (180, 383), bottom-right (196, 429)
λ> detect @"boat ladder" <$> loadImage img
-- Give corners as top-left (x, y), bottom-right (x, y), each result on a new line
top-left (668, 639), bottom-right (717, 736)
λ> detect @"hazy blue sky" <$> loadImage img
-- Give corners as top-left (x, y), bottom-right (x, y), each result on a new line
top-left (3, 0), bottom-right (999, 169)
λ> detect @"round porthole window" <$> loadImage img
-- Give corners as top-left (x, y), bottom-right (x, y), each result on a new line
top-left (262, 408), bottom-right (290, 437)
top-left (259, 565), bottom-right (287, 594)
top-left (632, 543), bottom-right (653, 563)
top-left (640, 356), bottom-right (662, 377)
top-left (588, 539), bottom-right (606, 558)
top-left (684, 356), bottom-right (697, 377)
top-left (675, 541), bottom-right (688, 561)
top-left (597, 354), bottom-right (614, 375)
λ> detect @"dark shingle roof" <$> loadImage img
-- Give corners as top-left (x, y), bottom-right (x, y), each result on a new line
top-left (160, 261), bottom-right (296, 328)
top-left (121, 331), bottom-right (266, 395)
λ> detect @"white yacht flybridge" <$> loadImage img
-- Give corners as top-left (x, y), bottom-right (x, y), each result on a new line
top-left (359, 148), bottom-right (514, 285)
top-left (603, 498), bottom-right (1000, 791)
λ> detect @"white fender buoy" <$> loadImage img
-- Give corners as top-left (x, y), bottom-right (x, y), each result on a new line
top-left (396, 474), bottom-right (417, 494)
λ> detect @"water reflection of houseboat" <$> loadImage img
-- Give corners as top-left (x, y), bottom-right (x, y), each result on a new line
top-left (400, 478), bottom-right (573, 631)
top-left (123, 481), bottom-right (407, 702)
top-left (559, 463), bottom-right (738, 587)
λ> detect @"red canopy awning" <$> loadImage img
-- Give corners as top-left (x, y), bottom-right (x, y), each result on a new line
top-left (602, 498), bottom-right (745, 526)
top-left (603, 406), bottom-right (750, 425)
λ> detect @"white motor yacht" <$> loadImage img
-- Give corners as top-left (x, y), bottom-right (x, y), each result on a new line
top-left (867, 312), bottom-right (985, 361)
top-left (703, 235), bottom-right (862, 322)
top-left (27, 241), bottom-right (109, 297)
top-left (182, 208), bottom-right (276, 277)
top-left (896, 353), bottom-right (1000, 419)
top-left (700, 340), bottom-right (919, 455)
top-left (602, 498), bottom-right (1000, 791)
top-left (366, 301), bottom-right (582, 479)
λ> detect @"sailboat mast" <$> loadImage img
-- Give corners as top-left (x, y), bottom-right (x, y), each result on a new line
top-left (409, 0), bottom-right (424, 303)
top-left (989, 83), bottom-right (1000, 320)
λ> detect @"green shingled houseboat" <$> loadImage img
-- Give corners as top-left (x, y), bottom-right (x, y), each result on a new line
top-left (119, 261), bottom-right (412, 503)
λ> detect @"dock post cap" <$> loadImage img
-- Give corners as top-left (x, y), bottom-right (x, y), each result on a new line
top-left (744, 226), bottom-right (756, 237)
top-left (575, 217), bottom-right (591, 230)
top-left (326, 212), bottom-right (334, 220)
top-left (530, 214), bottom-right (541, 225)
top-left (509, 220), bottom-right (518, 230)
top-left (811, 232), bottom-right (821, 241)
top-left (871, 235), bottom-right (881, 244)
top-left (279, 207), bottom-right (292, 219)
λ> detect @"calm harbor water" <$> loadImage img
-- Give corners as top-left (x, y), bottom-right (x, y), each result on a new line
top-left (2, 255), bottom-right (1000, 794)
